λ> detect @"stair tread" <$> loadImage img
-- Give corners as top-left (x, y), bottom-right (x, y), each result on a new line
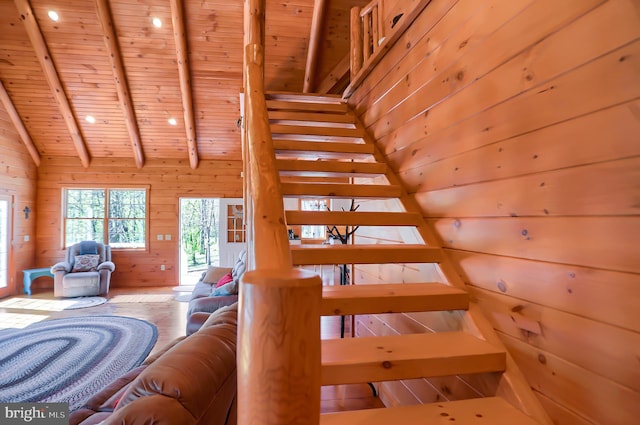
top-left (291, 244), bottom-right (443, 265)
top-left (271, 124), bottom-right (364, 141)
top-left (286, 211), bottom-right (420, 226)
top-left (266, 91), bottom-right (344, 104)
top-left (277, 160), bottom-right (386, 177)
top-left (281, 182), bottom-right (401, 198)
top-left (321, 283), bottom-right (469, 316)
top-left (321, 332), bottom-right (506, 385)
top-left (320, 397), bottom-right (540, 425)
top-left (274, 140), bottom-right (373, 155)
top-left (269, 111), bottom-right (355, 125)
top-left (266, 100), bottom-right (348, 113)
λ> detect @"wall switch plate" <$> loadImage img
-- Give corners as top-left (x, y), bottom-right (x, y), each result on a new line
top-left (157, 234), bottom-right (163, 240)
top-left (164, 234), bottom-right (171, 241)
top-left (24, 235), bottom-right (30, 242)
top-left (160, 264), bottom-right (166, 271)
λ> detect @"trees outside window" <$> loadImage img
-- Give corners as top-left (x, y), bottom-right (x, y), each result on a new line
top-left (64, 188), bottom-right (147, 248)
top-left (180, 198), bottom-right (219, 268)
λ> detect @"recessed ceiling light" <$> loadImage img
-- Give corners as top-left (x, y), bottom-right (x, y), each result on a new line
top-left (168, 118), bottom-right (177, 126)
top-left (48, 11), bottom-right (59, 22)
top-left (152, 17), bottom-right (162, 28)
top-left (85, 115), bottom-right (96, 124)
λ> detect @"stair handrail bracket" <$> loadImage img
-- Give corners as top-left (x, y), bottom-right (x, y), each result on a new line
top-left (240, 42), bottom-right (322, 425)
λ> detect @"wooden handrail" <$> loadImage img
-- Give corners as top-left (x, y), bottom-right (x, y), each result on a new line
top-left (239, 42), bottom-right (323, 425)
top-left (244, 44), bottom-right (291, 271)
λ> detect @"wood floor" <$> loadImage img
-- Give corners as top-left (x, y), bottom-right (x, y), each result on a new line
top-left (0, 285), bottom-right (384, 414)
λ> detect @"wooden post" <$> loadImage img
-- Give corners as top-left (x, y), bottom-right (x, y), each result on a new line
top-left (372, 5), bottom-right (379, 53)
top-left (350, 7), bottom-right (363, 80)
top-left (303, 0), bottom-right (327, 93)
top-left (238, 268), bottom-right (322, 425)
top-left (363, 10), bottom-right (372, 62)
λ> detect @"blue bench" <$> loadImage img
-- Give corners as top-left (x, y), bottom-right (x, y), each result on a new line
top-left (23, 268), bottom-right (54, 295)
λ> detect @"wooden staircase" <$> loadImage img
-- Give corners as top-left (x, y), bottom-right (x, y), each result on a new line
top-left (265, 91), bottom-right (551, 424)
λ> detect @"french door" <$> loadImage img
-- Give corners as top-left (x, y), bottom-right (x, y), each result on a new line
top-left (0, 195), bottom-right (13, 298)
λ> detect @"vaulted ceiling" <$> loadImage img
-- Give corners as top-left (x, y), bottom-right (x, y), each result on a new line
top-left (0, 0), bottom-right (366, 168)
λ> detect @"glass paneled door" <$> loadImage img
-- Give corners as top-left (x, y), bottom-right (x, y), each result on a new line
top-left (0, 195), bottom-right (12, 298)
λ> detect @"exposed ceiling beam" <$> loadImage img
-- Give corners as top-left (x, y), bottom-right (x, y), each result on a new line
top-left (14, 0), bottom-right (91, 168)
top-left (303, 0), bottom-right (327, 93)
top-left (95, 0), bottom-right (145, 169)
top-left (170, 0), bottom-right (198, 169)
top-left (0, 81), bottom-right (41, 166)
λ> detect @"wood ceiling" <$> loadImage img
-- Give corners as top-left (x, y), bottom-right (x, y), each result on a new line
top-left (0, 0), bottom-right (366, 168)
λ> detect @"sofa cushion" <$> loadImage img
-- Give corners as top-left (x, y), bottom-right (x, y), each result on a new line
top-left (215, 272), bottom-right (234, 288)
top-left (202, 266), bottom-right (233, 284)
top-left (231, 251), bottom-right (247, 281)
top-left (212, 280), bottom-right (238, 296)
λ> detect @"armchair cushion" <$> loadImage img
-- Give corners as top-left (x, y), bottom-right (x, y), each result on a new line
top-left (72, 254), bottom-right (100, 272)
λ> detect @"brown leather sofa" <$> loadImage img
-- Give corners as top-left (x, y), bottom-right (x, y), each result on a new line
top-left (70, 303), bottom-right (238, 425)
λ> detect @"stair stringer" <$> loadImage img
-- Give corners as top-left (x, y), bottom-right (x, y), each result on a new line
top-left (347, 109), bottom-right (553, 425)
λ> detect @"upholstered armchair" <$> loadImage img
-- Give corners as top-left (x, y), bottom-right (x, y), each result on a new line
top-left (51, 241), bottom-right (115, 297)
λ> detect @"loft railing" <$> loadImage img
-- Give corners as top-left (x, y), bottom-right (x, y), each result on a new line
top-left (239, 4), bottom-right (323, 421)
top-left (346, 0), bottom-right (433, 98)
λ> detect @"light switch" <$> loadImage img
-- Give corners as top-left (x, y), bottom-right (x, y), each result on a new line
top-left (160, 264), bottom-right (166, 271)
top-left (157, 234), bottom-right (163, 241)
top-left (164, 234), bottom-right (171, 241)
top-left (24, 235), bottom-right (30, 242)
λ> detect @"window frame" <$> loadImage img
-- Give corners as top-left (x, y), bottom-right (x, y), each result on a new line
top-left (62, 185), bottom-right (150, 251)
top-left (298, 198), bottom-right (329, 241)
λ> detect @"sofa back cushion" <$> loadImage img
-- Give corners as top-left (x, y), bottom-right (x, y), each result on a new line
top-left (109, 304), bottom-right (238, 425)
top-left (231, 250), bottom-right (247, 281)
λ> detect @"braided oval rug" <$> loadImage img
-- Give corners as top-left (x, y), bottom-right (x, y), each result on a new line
top-left (0, 315), bottom-right (157, 410)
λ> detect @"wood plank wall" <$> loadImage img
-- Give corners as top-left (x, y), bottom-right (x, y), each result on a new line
top-left (34, 157), bottom-right (243, 289)
top-left (347, 0), bottom-right (640, 424)
top-left (0, 107), bottom-right (37, 295)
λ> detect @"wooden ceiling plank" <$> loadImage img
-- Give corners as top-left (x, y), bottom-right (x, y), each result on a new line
top-left (0, 81), bottom-right (41, 166)
top-left (95, 0), bottom-right (145, 169)
top-left (14, 0), bottom-right (91, 168)
top-left (303, 0), bottom-right (327, 93)
top-left (170, 0), bottom-right (198, 169)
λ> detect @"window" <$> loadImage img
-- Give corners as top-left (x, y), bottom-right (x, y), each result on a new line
top-left (64, 188), bottom-right (147, 249)
top-left (300, 199), bottom-right (328, 239)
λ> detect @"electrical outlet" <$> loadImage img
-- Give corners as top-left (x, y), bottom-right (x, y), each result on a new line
top-left (157, 234), bottom-right (163, 241)
top-left (164, 234), bottom-right (171, 241)
top-left (160, 264), bottom-right (166, 271)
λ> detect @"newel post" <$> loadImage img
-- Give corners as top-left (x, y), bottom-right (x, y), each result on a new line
top-left (350, 6), bottom-right (363, 80)
top-left (238, 268), bottom-right (322, 425)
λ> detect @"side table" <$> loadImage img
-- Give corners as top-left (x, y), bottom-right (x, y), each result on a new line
top-left (23, 268), bottom-right (54, 295)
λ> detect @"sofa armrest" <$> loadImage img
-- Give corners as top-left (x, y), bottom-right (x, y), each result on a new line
top-left (51, 262), bottom-right (71, 274)
top-left (97, 261), bottom-right (115, 272)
